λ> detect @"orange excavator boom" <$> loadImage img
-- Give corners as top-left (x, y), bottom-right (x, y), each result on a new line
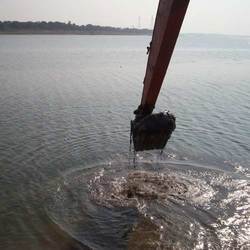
top-left (136, 0), bottom-right (190, 116)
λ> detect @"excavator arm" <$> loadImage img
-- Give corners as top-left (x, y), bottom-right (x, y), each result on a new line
top-left (137, 0), bottom-right (190, 115)
top-left (131, 0), bottom-right (190, 151)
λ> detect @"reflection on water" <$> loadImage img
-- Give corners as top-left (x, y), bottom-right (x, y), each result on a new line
top-left (0, 35), bottom-right (249, 249)
top-left (46, 159), bottom-right (250, 249)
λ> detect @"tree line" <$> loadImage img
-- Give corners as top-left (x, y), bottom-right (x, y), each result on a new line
top-left (0, 21), bottom-right (152, 35)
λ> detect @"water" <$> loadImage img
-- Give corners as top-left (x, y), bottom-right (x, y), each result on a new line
top-left (0, 35), bottom-right (249, 249)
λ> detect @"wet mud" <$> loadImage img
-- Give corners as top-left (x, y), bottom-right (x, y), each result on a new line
top-left (89, 170), bottom-right (188, 208)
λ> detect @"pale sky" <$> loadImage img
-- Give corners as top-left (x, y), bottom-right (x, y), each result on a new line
top-left (1, 0), bottom-right (250, 35)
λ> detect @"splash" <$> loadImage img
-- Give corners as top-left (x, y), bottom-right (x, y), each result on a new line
top-left (88, 169), bottom-right (188, 208)
top-left (46, 161), bottom-right (250, 249)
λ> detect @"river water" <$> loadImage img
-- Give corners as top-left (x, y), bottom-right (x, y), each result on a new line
top-left (0, 35), bottom-right (249, 249)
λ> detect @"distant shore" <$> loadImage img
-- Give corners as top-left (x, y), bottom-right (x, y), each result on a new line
top-left (0, 21), bottom-right (152, 35)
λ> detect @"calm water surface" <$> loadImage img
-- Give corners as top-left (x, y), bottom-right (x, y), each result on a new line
top-left (0, 35), bottom-right (249, 249)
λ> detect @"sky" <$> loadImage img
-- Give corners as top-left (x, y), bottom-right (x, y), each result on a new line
top-left (0, 0), bottom-right (250, 35)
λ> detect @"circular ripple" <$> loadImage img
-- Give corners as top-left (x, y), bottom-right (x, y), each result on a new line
top-left (45, 161), bottom-right (249, 249)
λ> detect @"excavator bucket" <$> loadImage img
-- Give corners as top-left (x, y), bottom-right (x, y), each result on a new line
top-left (131, 112), bottom-right (176, 152)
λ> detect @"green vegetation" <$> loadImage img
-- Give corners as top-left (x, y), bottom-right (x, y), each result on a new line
top-left (0, 21), bottom-right (152, 35)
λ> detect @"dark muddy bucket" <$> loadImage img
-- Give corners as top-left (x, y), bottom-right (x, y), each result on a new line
top-left (131, 112), bottom-right (176, 152)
